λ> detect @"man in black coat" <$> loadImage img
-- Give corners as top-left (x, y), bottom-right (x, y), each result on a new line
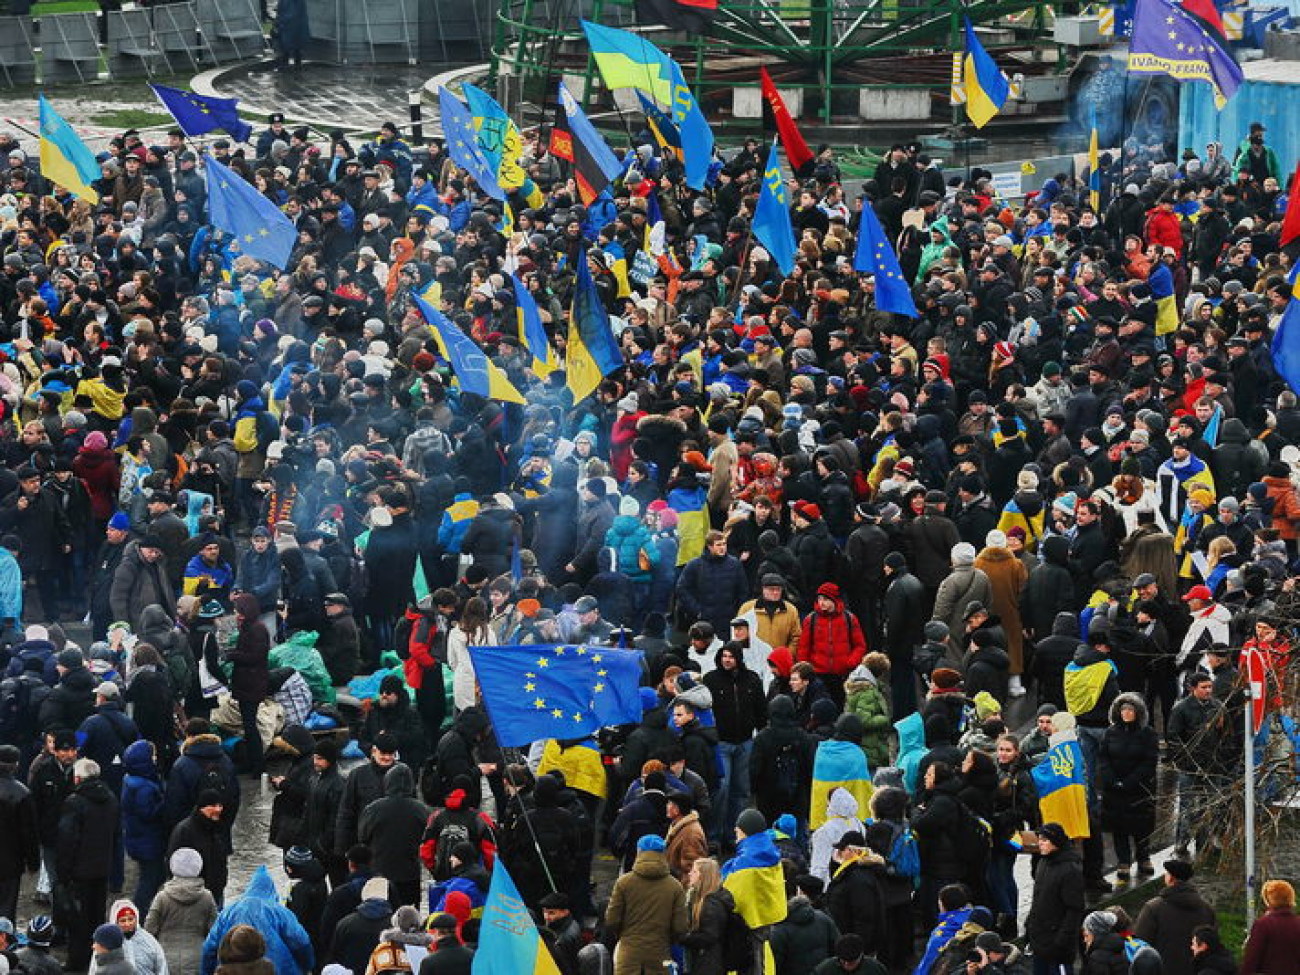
top-left (335, 732), bottom-right (397, 852)
top-left (430, 707), bottom-right (494, 808)
top-left (703, 642), bottom-right (767, 847)
top-left (167, 791), bottom-right (232, 904)
top-left (824, 831), bottom-right (888, 957)
top-left (320, 845), bottom-right (375, 948)
top-left (357, 762), bottom-right (428, 908)
top-left (1024, 823), bottom-right (1086, 972)
top-left (882, 553), bottom-right (927, 717)
top-left (501, 773), bottom-right (580, 910)
top-left (419, 912), bottom-right (474, 975)
top-left (0, 744), bottom-right (39, 923)
top-left (1069, 500), bottom-right (1113, 596)
top-left (38, 648), bottom-right (97, 733)
top-left (844, 504), bottom-right (889, 648)
top-left (57, 758), bottom-right (120, 971)
top-left (329, 877), bottom-right (393, 974)
top-left (0, 466), bottom-right (71, 621)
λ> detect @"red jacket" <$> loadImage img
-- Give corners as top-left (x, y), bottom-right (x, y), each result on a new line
top-left (1241, 907), bottom-right (1300, 975)
top-left (797, 597), bottom-right (866, 677)
top-left (610, 411), bottom-right (643, 482)
top-left (1143, 207), bottom-right (1184, 257)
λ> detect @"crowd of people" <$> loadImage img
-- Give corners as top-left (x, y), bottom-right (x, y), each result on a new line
top-left (0, 97), bottom-right (1294, 975)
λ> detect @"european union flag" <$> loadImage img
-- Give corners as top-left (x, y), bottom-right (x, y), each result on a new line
top-left (467, 645), bottom-right (644, 747)
top-left (636, 92), bottom-right (680, 150)
top-left (150, 84), bottom-right (251, 144)
top-left (1128, 0), bottom-right (1242, 107)
top-left (853, 201), bottom-right (918, 317)
top-left (202, 153), bottom-right (295, 269)
top-left (438, 86), bottom-right (505, 200)
top-left (752, 143), bottom-right (796, 277)
top-left (412, 293), bottom-right (525, 404)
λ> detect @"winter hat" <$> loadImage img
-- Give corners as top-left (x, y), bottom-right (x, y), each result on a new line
top-left (56, 648), bottom-right (83, 668)
top-left (618, 496), bottom-right (640, 518)
top-left (735, 808), bottom-right (767, 837)
top-left (636, 834), bottom-right (666, 852)
top-left (108, 511), bottom-right (131, 532)
top-left (985, 529), bottom-right (1008, 548)
top-left (93, 923), bottom-right (124, 950)
top-left (973, 691), bottom-right (1001, 720)
top-left (1016, 470), bottom-right (1038, 491)
top-left (1036, 822), bottom-right (1070, 847)
top-left (951, 543), bottom-right (976, 567)
top-left (923, 620), bottom-right (949, 642)
top-left (284, 846), bottom-right (316, 870)
top-left (170, 847), bottom-right (203, 878)
top-left (1036, 703), bottom-right (1059, 718)
top-left (1083, 911), bottom-right (1117, 936)
top-left (774, 813), bottom-right (798, 836)
top-left (26, 624), bottom-right (49, 642)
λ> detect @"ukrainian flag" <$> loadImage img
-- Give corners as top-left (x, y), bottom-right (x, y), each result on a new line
top-left (38, 95), bottom-right (100, 204)
top-left (1149, 259), bottom-right (1180, 336)
top-left (566, 249), bottom-right (624, 403)
top-left (581, 19), bottom-right (674, 106)
top-left (474, 859), bottom-right (564, 975)
top-left (722, 828), bottom-right (788, 927)
top-left (1030, 734), bottom-right (1091, 838)
top-left (1088, 109), bottom-right (1101, 211)
top-left (511, 274), bottom-right (555, 377)
top-left (538, 738), bottom-right (608, 799)
top-left (962, 18), bottom-right (1011, 129)
top-left (1063, 657), bottom-right (1117, 718)
top-left (809, 739), bottom-right (873, 831)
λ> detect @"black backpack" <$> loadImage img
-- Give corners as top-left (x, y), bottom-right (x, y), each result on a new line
top-left (197, 758), bottom-right (227, 801)
top-left (770, 740), bottom-right (802, 802)
top-left (0, 675), bottom-right (33, 740)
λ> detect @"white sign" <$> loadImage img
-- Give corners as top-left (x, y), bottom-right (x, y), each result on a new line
top-left (991, 170), bottom-right (1022, 201)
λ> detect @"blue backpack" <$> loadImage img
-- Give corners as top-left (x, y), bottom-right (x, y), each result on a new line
top-left (889, 824), bottom-right (922, 881)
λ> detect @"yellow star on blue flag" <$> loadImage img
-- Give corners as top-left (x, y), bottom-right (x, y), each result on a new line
top-left (150, 83), bottom-right (251, 143)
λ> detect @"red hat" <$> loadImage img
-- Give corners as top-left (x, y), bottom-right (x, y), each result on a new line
top-left (816, 581), bottom-right (841, 599)
top-left (894, 458), bottom-right (915, 478)
top-left (412, 351), bottom-right (436, 372)
top-left (682, 450), bottom-right (712, 472)
top-left (793, 501), bottom-right (821, 522)
top-left (1182, 585), bottom-right (1214, 603)
top-left (921, 357), bottom-right (943, 375)
top-left (931, 667), bottom-right (963, 690)
top-left (994, 341), bottom-right (1016, 360)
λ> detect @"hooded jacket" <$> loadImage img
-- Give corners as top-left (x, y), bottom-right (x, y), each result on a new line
top-left (809, 787), bottom-right (864, 882)
top-left (1133, 882), bottom-right (1218, 975)
top-left (604, 850), bottom-right (689, 975)
top-left (1025, 843), bottom-right (1085, 961)
top-left (769, 896), bottom-right (839, 975)
top-left (825, 846), bottom-right (888, 951)
top-left (58, 773), bottom-right (120, 881)
top-left (702, 647), bottom-right (767, 744)
top-left (145, 872), bottom-right (218, 975)
top-left (1097, 692), bottom-right (1159, 829)
top-left (797, 589), bottom-right (866, 677)
top-left (1032, 612), bottom-right (1083, 710)
top-left (750, 694), bottom-right (814, 821)
top-left (200, 867), bottom-right (314, 975)
top-left (122, 740), bottom-right (167, 860)
top-left (844, 665), bottom-right (891, 768)
top-left (358, 762), bottom-right (429, 891)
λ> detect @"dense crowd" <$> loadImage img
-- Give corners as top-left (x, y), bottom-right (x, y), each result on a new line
top-left (0, 102), bottom-right (1295, 975)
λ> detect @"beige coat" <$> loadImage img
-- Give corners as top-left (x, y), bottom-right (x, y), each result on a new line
top-left (974, 545), bottom-right (1029, 673)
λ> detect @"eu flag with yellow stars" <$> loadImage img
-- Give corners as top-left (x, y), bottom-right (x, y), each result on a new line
top-left (853, 200), bottom-right (918, 317)
top-left (1128, 0), bottom-right (1242, 108)
top-left (150, 83), bottom-right (252, 144)
top-left (202, 153), bottom-right (295, 269)
top-left (467, 645), bottom-right (644, 747)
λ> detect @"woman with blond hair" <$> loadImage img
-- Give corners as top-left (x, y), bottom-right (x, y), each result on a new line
top-left (681, 857), bottom-right (740, 975)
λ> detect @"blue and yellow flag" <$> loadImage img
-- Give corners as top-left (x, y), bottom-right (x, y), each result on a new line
top-left (566, 250), bottom-right (624, 402)
top-left (38, 95), bottom-right (100, 204)
top-left (538, 738), bottom-right (608, 799)
top-left (1064, 657), bottom-right (1117, 719)
top-left (462, 82), bottom-right (529, 193)
top-left (473, 858), bottom-right (564, 975)
top-left (809, 739), bottom-right (873, 831)
top-left (466, 645), bottom-right (643, 747)
top-left (1088, 108), bottom-right (1101, 212)
top-left (962, 18), bottom-right (1011, 128)
top-left (1148, 259), bottom-right (1179, 336)
top-left (412, 293), bottom-right (526, 404)
top-left (1031, 733), bottom-right (1091, 838)
top-left (511, 274), bottom-right (556, 377)
top-left (580, 20), bottom-right (713, 190)
top-left (150, 83), bottom-right (251, 143)
top-left (203, 153), bottom-right (296, 268)
top-left (753, 143), bottom-right (796, 277)
top-left (721, 828), bottom-right (788, 927)
top-left (636, 92), bottom-right (681, 152)
top-left (853, 197), bottom-right (918, 317)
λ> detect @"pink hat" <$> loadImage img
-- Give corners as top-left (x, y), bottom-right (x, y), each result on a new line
top-left (83, 431), bottom-right (108, 451)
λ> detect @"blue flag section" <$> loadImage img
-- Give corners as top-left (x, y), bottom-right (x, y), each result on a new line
top-left (467, 645), bottom-right (643, 747)
top-left (438, 86), bottom-right (506, 200)
top-left (150, 84), bottom-right (252, 143)
top-left (853, 202), bottom-right (918, 317)
top-left (753, 144), bottom-right (796, 276)
top-left (1272, 266), bottom-right (1300, 396)
top-left (202, 153), bottom-right (295, 268)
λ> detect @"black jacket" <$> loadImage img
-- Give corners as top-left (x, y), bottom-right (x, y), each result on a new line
top-left (911, 777), bottom-right (967, 883)
top-left (769, 896), bottom-right (839, 975)
top-left (1025, 845), bottom-right (1086, 962)
top-left (335, 758), bottom-right (391, 853)
top-left (882, 569), bottom-right (927, 656)
top-left (703, 658), bottom-right (768, 744)
top-left (1097, 693), bottom-right (1159, 832)
top-left (1023, 536), bottom-right (1079, 635)
top-left (1032, 612), bottom-right (1083, 710)
top-left (168, 808), bottom-right (231, 898)
top-left (37, 664), bottom-right (97, 732)
top-left (57, 775), bottom-right (120, 881)
top-left (0, 769), bottom-right (39, 876)
top-left (357, 763), bottom-right (429, 891)
top-left (1082, 931), bottom-right (1131, 975)
top-left (825, 853), bottom-right (888, 953)
top-left (329, 898), bottom-right (392, 974)
top-left (749, 695), bottom-right (814, 822)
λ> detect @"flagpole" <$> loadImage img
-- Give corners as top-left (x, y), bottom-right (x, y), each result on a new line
top-left (1243, 661), bottom-right (1257, 927)
top-left (727, 140), bottom-right (768, 311)
top-left (499, 735), bottom-right (561, 895)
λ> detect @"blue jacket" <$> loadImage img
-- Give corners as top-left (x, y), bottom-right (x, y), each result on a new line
top-left (201, 866), bottom-right (314, 975)
top-left (77, 702), bottom-right (141, 789)
top-left (4, 637), bottom-right (56, 684)
top-left (604, 514), bottom-right (659, 584)
top-left (121, 740), bottom-right (167, 860)
top-left (237, 545), bottom-right (282, 613)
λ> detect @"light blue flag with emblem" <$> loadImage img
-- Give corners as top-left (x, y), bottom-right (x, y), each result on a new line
top-left (202, 153), bottom-right (295, 269)
top-left (752, 143), bottom-right (796, 276)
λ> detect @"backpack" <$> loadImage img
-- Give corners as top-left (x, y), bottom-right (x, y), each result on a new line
top-left (721, 900), bottom-right (755, 975)
top-left (0, 675), bottom-right (32, 740)
top-left (432, 814), bottom-right (472, 879)
top-left (887, 823), bottom-right (922, 881)
top-left (770, 740), bottom-right (802, 802)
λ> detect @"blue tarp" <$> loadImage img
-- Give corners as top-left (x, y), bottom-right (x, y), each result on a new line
top-left (1181, 75), bottom-right (1300, 184)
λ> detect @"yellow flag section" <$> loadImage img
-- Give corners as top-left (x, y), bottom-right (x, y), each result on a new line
top-left (39, 96), bottom-right (100, 204)
top-left (809, 739), bottom-right (873, 830)
top-left (537, 739), bottom-right (608, 799)
top-left (1030, 729), bottom-right (1091, 838)
top-left (1063, 657), bottom-right (1117, 718)
top-left (722, 829), bottom-right (787, 975)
